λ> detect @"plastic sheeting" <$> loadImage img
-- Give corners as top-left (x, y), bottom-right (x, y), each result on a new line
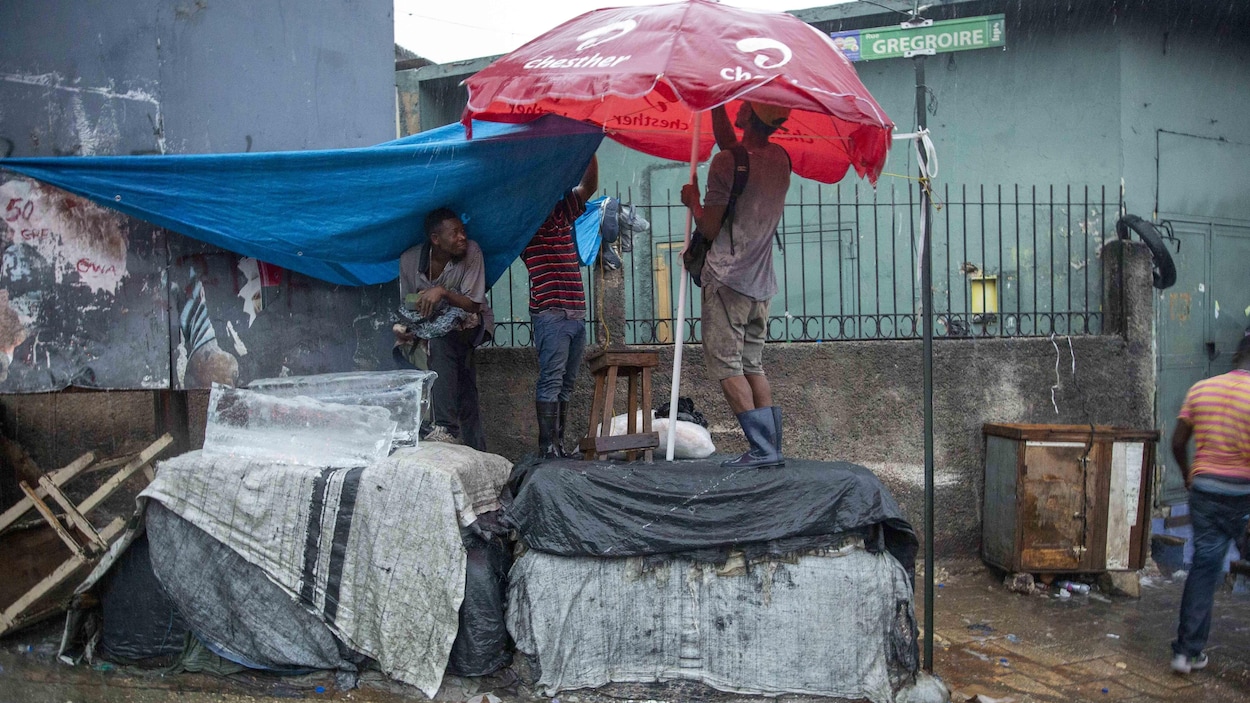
top-left (447, 517), bottom-right (514, 678)
top-left (508, 544), bottom-right (919, 702)
top-left (505, 458), bottom-right (918, 572)
top-left (140, 443), bottom-right (513, 696)
top-left (95, 532), bottom-right (188, 662)
top-left (146, 501), bottom-right (356, 675)
top-left (0, 117), bottom-right (603, 286)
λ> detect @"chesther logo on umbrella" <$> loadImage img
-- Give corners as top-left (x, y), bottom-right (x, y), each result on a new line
top-left (576, 20), bottom-right (637, 50)
top-left (523, 19), bottom-right (637, 70)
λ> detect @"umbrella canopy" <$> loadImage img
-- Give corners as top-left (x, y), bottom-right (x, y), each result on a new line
top-left (463, 0), bottom-right (893, 184)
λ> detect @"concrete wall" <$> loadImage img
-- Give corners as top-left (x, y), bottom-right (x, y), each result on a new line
top-left (0, 0), bottom-right (394, 485)
top-left (0, 0), bottom-right (394, 157)
top-left (474, 242), bottom-right (1155, 556)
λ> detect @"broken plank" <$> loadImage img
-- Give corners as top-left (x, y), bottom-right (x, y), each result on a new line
top-left (76, 434), bottom-right (173, 516)
top-left (0, 453), bottom-right (96, 534)
top-left (17, 482), bottom-right (85, 559)
top-left (0, 516), bottom-right (124, 636)
top-left (37, 476), bottom-right (106, 552)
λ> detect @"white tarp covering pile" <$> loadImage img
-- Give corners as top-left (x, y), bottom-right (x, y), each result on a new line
top-left (141, 442), bottom-right (511, 696)
top-left (508, 543), bottom-right (919, 703)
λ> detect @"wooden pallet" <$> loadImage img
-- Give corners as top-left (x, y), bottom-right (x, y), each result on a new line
top-left (0, 433), bottom-right (173, 636)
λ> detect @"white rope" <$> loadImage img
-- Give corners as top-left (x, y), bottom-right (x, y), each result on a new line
top-left (893, 128), bottom-right (939, 179)
top-left (1050, 333), bottom-right (1061, 415)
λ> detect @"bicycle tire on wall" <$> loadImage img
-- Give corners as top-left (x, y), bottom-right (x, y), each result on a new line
top-left (1116, 214), bottom-right (1178, 290)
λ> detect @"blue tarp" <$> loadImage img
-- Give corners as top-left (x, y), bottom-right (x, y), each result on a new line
top-left (0, 116), bottom-right (604, 286)
top-left (574, 197), bottom-right (608, 266)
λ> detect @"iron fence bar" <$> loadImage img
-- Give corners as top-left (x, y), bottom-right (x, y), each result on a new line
top-left (840, 183), bottom-right (850, 330)
top-left (853, 182), bottom-right (862, 338)
top-left (945, 182), bottom-right (952, 328)
top-left (1049, 184), bottom-right (1055, 335)
top-left (875, 183), bottom-right (885, 330)
top-left (1082, 185), bottom-right (1090, 334)
top-left (1031, 185), bottom-right (1038, 335)
top-left (817, 184), bottom-right (827, 339)
top-left (980, 184), bottom-right (988, 337)
top-left (484, 182), bottom-right (1113, 346)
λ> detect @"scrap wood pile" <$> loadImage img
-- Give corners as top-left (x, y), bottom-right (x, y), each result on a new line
top-left (0, 433), bottom-right (174, 636)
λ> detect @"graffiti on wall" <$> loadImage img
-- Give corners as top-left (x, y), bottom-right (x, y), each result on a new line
top-left (0, 175), bottom-right (170, 390)
top-left (167, 238), bottom-right (398, 390)
top-left (0, 175), bottom-right (400, 392)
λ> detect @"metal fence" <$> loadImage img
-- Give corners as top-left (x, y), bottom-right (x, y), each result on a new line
top-left (486, 182), bottom-right (1117, 347)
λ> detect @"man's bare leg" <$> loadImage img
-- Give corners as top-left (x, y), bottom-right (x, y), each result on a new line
top-left (745, 374), bottom-right (771, 409)
top-left (720, 376), bottom-right (755, 415)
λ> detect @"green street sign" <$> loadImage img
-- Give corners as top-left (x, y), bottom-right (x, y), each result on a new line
top-left (830, 14), bottom-right (1006, 62)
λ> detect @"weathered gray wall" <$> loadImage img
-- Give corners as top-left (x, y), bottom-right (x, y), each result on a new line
top-left (0, 0), bottom-right (395, 480)
top-left (472, 242), bottom-right (1155, 556)
top-left (0, 0), bottom-right (394, 157)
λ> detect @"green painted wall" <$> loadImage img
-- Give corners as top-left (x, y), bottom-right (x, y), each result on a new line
top-left (397, 1), bottom-right (1250, 342)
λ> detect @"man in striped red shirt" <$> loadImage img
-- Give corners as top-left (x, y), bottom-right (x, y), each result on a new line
top-left (1169, 333), bottom-right (1250, 674)
top-left (521, 156), bottom-right (598, 458)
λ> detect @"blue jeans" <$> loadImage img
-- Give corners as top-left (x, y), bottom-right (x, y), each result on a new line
top-left (1173, 488), bottom-right (1250, 657)
top-left (532, 310), bottom-right (586, 402)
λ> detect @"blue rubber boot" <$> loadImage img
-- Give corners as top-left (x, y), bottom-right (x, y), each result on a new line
top-left (721, 407), bottom-right (784, 469)
top-left (771, 406), bottom-right (784, 457)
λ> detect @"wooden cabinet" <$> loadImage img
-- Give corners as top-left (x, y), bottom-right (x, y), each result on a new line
top-left (982, 424), bottom-right (1159, 573)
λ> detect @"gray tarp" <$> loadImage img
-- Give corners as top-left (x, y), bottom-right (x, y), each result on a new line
top-left (508, 543), bottom-right (919, 703)
top-left (140, 443), bottom-right (512, 697)
top-left (146, 501), bottom-right (354, 674)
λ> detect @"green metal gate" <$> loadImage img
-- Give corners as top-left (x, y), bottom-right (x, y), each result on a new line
top-left (1156, 220), bottom-right (1250, 504)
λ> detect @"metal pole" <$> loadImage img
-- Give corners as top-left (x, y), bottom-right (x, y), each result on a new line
top-left (915, 54), bottom-right (936, 673)
top-left (666, 112), bottom-right (703, 461)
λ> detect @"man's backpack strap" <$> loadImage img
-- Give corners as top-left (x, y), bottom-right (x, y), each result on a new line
top-left (773, 146), bottom-right (792, 252)
top-left (724, 144), bottom-right (750, 255)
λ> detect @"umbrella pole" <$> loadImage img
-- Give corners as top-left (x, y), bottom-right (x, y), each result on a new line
top-left (666, 111), bottom-right (704, 462)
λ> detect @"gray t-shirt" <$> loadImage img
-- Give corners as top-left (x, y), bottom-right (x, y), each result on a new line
top-left (702, 142), bottom-right (791, 301)
top-left (399, 239), bottom-right (495, 338)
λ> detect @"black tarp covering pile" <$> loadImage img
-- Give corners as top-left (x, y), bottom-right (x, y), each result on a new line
top-left (96, 531), bottom-right (188, 662)
top-left (505, 457), bottom-right (918, 575)
top-left (447, 520), bottom-right (513, 677)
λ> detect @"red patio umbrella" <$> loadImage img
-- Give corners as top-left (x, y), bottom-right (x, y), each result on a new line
top-left (463, 0), bottom-right (893, 184)
top-left (463, 0), bottom-right (894, 460)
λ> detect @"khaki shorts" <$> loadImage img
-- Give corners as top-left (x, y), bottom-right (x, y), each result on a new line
top-left (701, 278), bottom-right (768, 380)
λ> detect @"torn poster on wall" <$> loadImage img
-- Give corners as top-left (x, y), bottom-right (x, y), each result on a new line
top-left (167, 236), bottom-right (396, 391)
top-left (0, 175), bottom-right (169, 391)
top-left (0, 175), bottom-right (399, 392)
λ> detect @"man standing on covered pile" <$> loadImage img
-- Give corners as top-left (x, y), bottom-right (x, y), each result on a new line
top-left (681, 102), bottom-right (791, 469)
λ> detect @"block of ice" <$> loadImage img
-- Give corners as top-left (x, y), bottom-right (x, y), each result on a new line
top-left (204, 385), bottom-right (397, 468)
top-left (246, 370), bottom-right (436, 446)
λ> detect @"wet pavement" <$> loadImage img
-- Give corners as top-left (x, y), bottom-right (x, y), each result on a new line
top-left (926, 560), bottom-right (1250, 703)
top-left (0, 559), bottom-right (1247, 703)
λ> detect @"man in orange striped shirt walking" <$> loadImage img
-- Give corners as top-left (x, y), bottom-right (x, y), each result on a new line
top-left (1169, 334), bottom-right (1250, 674)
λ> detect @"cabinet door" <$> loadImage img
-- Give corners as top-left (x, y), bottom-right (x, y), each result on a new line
top-left (1102, 442), bottom-right (1147, 570)
top-left (1020, 442), bottom-right (1088, 571)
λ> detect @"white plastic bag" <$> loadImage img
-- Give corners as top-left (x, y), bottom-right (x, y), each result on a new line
top-left (599, 410), bottom-right (715, 459)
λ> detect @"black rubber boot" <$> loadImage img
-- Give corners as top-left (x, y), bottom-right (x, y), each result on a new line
top-left (556, 401), bottom-right (571, 458)
top-left (536, 401), bottom-right (561, 459)
top-left (721, 407), bottom-right (784, 469)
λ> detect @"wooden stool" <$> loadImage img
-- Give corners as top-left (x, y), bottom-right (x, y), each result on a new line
top-left (580, 350), bottom-right (660, 461)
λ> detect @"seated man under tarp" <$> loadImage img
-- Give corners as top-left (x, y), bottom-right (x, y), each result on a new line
top-left (393, 207), bottom-right (494, 450)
